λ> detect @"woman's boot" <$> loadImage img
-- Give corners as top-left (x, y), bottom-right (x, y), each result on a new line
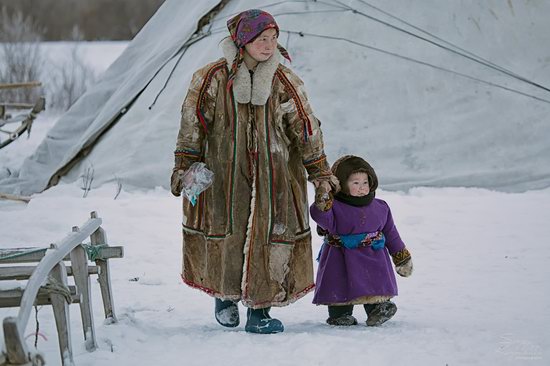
top-left (244, 307), bottom-right (284, 334)
top-left (215, 298), bottom-right (240, 327)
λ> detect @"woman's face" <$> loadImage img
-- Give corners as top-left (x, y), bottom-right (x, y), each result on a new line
top-left (244, 28), bottom-right (278, 62)
top-left (347, 172), bottom-right (370, 197)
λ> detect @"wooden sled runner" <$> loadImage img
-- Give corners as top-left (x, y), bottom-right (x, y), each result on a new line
top-left (0, 212), bottom-right (124, 366)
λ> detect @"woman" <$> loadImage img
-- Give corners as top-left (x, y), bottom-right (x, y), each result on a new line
top-left (171, 9), bottom-right (337, 334)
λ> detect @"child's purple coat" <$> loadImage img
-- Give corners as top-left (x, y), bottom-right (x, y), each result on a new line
top-left (310, 198), bottom-right (405, 305)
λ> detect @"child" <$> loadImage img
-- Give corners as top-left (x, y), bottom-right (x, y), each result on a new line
top-left (310, 155), bottom-right (413, 326)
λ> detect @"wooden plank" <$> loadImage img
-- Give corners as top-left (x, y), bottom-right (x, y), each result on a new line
top-left (0, 245), bottom-right (123, 264)
top-left (0, 286), bottom-right (79, 308)
top-left (0, 192), bottom-right (32, 203)
top-left (90, 212), bottom-right (117, 323)
top-left (69, 234), bottom-right (97, 351)
top-left (0, 81), bottom-right (42, 90)
top-left (2, 316), bottom-right (29, 364)
top-left (1, 102), bottom-right (35, 109)
top-left (50, 263), bottom-right (74, 366)
top-left (0, 265), bottom-right (99, 281)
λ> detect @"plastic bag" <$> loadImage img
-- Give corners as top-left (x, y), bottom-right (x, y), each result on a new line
top-left (178, 162), bottom-right (214, 206)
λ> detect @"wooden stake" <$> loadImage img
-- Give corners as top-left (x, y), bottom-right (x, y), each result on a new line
top-left (69, 227), bottom-right (97, 351)
top-left (50, 262), bottom-right (74, 366)
top-left (90, 211), bottom-right (117, 323)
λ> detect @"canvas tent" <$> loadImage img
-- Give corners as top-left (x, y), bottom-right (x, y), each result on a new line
top-left (1, 0), bottom-right (550, 196)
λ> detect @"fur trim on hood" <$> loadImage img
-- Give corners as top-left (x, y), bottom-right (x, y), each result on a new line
top-left (220, 37), bottom-right (281, 105)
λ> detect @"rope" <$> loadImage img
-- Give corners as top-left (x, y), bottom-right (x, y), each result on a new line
top-left (354, 0), bottom-right (540, 83)
top-left (82, 244), bottom-right (107, 261)
top-left (42, 275), bottom-right (72, 304)
top-left (335, 0), bottom-right (550, 94)
top-left (208, 0), bottom-right (350, 28)
top-left (157, 1), bottom-right (550, 106)
top-left (148, 32), bottom-right (211, 110)
top-left (281, 29), bottom-right (550, 105)
top-left (149, 1), bottom-right (348, 108)
top-left (34, 305), bottom-right (40, 348)
top-left (0, 248), bottom-right (46, 262)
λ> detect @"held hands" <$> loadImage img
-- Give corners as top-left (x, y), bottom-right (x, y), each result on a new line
top-left (314, 180), bottom-right (333, 211)
top-left (313, 175), bottom-right (340, 211)
top-left (395, 258), bottom-right (413, 277)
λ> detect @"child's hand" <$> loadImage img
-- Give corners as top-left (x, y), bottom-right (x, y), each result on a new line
top-left (396, 258), bottom-right (413, 277)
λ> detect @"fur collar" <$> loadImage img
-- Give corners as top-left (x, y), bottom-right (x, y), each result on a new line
top-left (220, 37), bottom-right (281, 105)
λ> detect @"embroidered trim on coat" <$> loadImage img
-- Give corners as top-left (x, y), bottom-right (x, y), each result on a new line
top-left (391, 247), bottom-right (411, 267)
top-left (196, 60), bottom-right (226, 133)
top-left (174, 148), bottom-right (201, 158)
top-left (275, 69), bottom-right (313, 142)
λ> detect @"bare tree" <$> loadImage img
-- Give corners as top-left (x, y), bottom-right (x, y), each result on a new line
top-left (48, 26), bottom-right (96, 111)
top-left (0, 6), bottom-right (44, 102)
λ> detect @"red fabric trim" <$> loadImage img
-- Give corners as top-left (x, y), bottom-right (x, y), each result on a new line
top-left (181, 275), bottom-right (218, 296)
top-left (275, 69), bottom-right (313, 142)
top-left (196, 60), bottom-right (227, 134)
top-left (303, 155), bottom-right (327, 168)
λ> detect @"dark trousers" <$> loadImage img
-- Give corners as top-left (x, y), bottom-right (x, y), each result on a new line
top-left (328, 304), bottom-right (377, 318)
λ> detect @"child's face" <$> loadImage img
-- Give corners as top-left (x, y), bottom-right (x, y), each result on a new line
top-left (347, 172), bottom-right (370, 197)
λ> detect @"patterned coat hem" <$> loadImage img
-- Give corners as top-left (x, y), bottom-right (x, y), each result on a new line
top-left (181, 275), bottom-right (315, 308)
top-left (242, 283), bottom-right (316, 309)
top-left (181, 275), bottom-right (241, 301)
top-left (314, 295), bottom-right (393, 306)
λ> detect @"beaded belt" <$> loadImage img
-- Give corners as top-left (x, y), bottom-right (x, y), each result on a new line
top-left (325, 231), bottom-right (384, 249)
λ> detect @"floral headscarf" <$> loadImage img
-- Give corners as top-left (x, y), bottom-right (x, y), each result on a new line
top-left (226, 9), bottom-right (291, 89)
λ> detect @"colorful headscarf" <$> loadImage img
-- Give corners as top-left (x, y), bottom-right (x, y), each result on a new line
top-left (226, 9), bottom-right (291, 90)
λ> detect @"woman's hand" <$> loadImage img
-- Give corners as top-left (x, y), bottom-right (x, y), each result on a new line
top-left (170, 169), bottom-right (184, 197)
top-left (314, 180), bottom-right (334, 211)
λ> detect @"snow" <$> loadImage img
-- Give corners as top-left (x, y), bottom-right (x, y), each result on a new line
top-left (1, 1), bottom-right (550, 365)
top-left (1, 183), bottom-right (548, 365)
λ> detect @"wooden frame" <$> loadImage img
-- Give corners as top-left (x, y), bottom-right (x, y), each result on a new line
top-left (0, 211), bottom-right (124, 365)
top-left (0, 81), bottom-right (45, 150)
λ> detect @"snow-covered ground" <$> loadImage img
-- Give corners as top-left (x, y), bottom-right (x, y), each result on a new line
top-left (1, 182), bottom-right (549, 365)
top-left (2, 112), bottom-right (550, 365)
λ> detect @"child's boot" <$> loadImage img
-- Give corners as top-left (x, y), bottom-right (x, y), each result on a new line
top-left (326, 305), bottom-right (357, 326)
top-left (364, 301), bottom-right (397, 326)
top-left (215, 298), bottom-right (240, 327)
top-left (245, 307), bottom-right (284, 334)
